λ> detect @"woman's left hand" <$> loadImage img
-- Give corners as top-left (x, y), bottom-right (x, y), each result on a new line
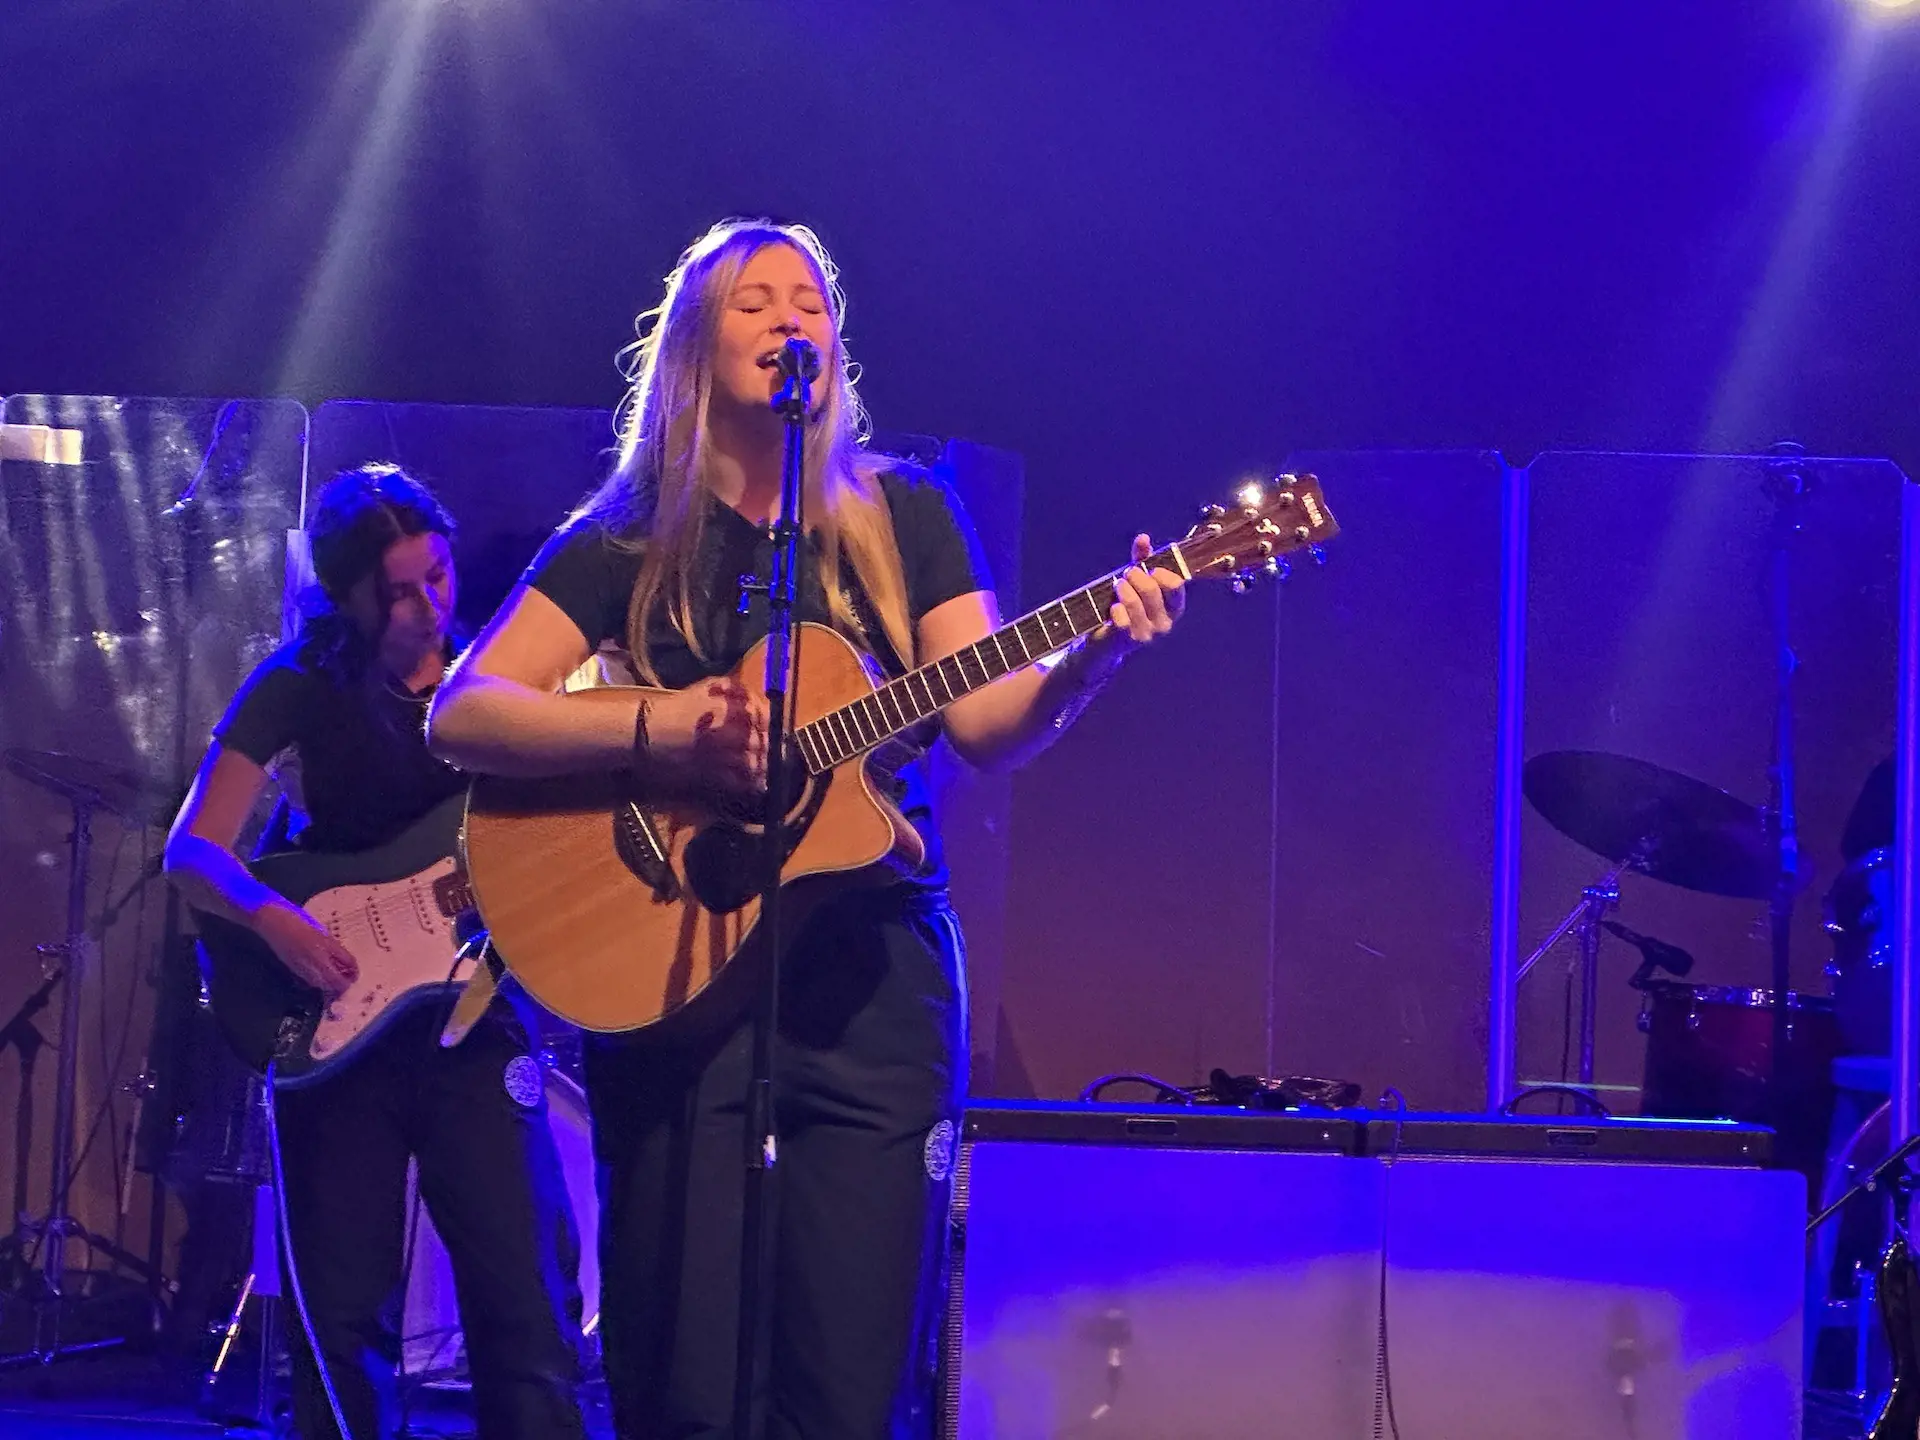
top-left (1087, 533), bottom-right (1187, 673)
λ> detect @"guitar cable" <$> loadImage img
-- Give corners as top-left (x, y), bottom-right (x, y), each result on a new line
top-left (265, 1058), bottom-right (355, 1440)
top-left (1373, 1086), bottom-right (1406, 1440)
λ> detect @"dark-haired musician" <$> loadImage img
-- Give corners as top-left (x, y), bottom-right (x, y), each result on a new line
top-left (165, 464), bottom-right (586, 1440)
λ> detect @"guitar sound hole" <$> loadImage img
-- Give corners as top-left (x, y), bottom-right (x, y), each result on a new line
top-left (683, 766), bottom-right (832, 915)
top-left (683, 825), bottom-right (761, 914)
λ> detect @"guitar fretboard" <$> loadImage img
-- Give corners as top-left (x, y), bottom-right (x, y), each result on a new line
top-left (793, 545), bottom-right (1181, 774)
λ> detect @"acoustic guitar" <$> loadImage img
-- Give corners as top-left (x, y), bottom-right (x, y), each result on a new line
top-left (461, 476), bottom-right (1338, 1034)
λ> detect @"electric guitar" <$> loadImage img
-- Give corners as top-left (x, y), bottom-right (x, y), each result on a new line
top-left (461, 476), bottom-right (1339, 1035)
top-left (195, 795), bottom-right (478, 1086)
top-left (1870, 1230), bottom-right (1919, 1439)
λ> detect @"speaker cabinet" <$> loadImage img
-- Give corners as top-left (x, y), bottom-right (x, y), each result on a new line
top-left (943, 1103), bottom-right (1800, 1440)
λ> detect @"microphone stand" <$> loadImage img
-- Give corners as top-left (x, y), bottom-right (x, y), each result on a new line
top-left (733, 339), bottom-right (817, 1438)
top-left (1763, 446), bottom-right (1812, 1116)
top-left (1807, 1130), bottom-right (1920, 1238)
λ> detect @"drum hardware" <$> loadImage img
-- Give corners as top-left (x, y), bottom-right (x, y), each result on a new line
top-left (1759, 444), bottom-right (1815, 1117)
top-left (0, 968), bottom-right (61, 1293)
top-left (400, 1070), bottom-right (601, 1381)
top-left (1637, 979), bottom-right (1841, 1206)
top-left (1521, 749), bottom-right (1789, 1095)
top-left (1825, 846), bottom-right (1894, 1057)
top-left (1516, 865), bottom-right (1623, 1088)
top-left (0, 748), bottom-right (170, 1365)
top-left (1522, 750), bottom-right (1780, 901)
top-left (194, 1184), bottom-right (285, 1434)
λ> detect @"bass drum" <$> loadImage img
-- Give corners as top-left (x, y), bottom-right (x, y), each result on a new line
top-left (1825, 846), bottom-right (1893, 1056)
top-left (400, 1068), bottom-right (600, 1380)
top-left (1638, 980), bottom-right (1842, 1204)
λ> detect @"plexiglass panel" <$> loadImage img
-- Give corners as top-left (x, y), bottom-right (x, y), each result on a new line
top-left (1270, 451), bottom-right (1508, 1110)
top-left (0, 394), bottom-right (308, 1241)
top-left (1520, 454), bottom-right (1906, 1146)
top-left (1, 395), bottom-right (309, 777)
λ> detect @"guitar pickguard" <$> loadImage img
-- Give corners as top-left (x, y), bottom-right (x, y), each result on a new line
top-left (299, 860), bottom-right (472, 1067)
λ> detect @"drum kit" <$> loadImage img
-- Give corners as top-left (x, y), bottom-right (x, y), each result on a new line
top-left (1522, 747), bottom-right (1879, 1179)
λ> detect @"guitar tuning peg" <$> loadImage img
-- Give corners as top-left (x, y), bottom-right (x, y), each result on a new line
top-left (1264, 557), bottom-right (1289, 580)
top-left (1308, 543), bottom-right (1328, 566)
top-left (1229, 573), bottom-right (1254, 595)
top-left (1200, 503), bottom-right (1226, 522)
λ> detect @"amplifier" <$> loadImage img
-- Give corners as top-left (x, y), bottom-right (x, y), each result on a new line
top-left (942, 1102), bottom-right (1801, 1439)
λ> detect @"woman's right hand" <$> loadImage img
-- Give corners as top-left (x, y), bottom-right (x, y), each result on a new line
top-left (253, 899), bottom-right (359, 998)
top-left (640, 678), bottom-right (769, 796)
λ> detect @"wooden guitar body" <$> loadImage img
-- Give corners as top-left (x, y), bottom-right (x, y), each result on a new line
top-left (462, 623), bottom-right (918, 1034)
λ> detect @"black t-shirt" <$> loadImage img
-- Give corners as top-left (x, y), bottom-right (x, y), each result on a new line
top-left (524, 466), bottom-right (992, 889)
top-left (213, 623), bottom-right (466, 855)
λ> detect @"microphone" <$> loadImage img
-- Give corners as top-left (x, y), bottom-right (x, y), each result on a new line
top-left (1602, 920), bottom-right (1695, 978)
top-left (772, 336), bottom-right (822, 382)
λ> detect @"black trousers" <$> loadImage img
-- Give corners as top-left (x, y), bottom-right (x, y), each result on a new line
top-left (273, 1002), bottom-right (587, 1440)
top-left (586, 889), bottom-right (968, 1440)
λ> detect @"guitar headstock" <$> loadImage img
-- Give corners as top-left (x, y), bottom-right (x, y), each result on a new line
top-left (1175, 474), bottom-right (1340, 593)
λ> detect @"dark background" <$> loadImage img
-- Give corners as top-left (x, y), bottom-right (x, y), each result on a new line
top-left (5, 3), bottom-right (1916, 469)
top-left (3, 1), bottom-right (1918, 1134)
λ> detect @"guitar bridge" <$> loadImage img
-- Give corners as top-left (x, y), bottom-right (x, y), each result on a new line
top-left (614, 801), bottom-right (681, 902)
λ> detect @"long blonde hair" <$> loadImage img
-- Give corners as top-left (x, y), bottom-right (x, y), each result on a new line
top-left (579, 219), bottom-right (914, 683)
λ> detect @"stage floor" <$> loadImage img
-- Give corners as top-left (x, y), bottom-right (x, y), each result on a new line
top-left (0, 1350), bottom-right (616, 1438)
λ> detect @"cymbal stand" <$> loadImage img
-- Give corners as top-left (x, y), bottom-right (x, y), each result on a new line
top-left (0, 786), bottom-right (155, 1366)
top-left (1518, 864), bottom-right (1625, 1087)
top-left (0, 969), bottom-right (60, 1290)
top-left (1762, 446), bottom-right (1812, 1098)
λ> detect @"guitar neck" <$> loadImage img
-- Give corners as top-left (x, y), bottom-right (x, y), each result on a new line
top-left (794, 541), bottom-right (1190, 773)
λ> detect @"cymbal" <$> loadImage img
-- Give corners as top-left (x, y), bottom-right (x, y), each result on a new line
top-left (2, 748), bottom-right (179, 828)
top-left (1523, 750), bottom-right (1779, 900)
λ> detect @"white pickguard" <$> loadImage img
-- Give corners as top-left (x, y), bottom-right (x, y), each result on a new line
top-left (303, 859), bottom-right (477, 1062)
